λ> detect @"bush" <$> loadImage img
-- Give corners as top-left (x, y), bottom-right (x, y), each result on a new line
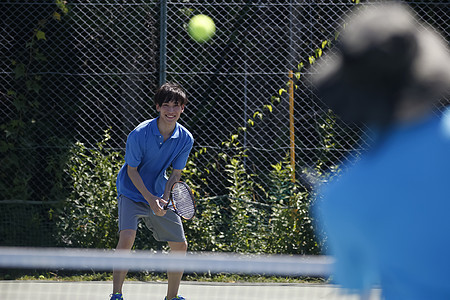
top-left (184, 151), bottom-right (321, 255)
top-left (264, 159), bottom-right (320, 255)
top-left (55, 131), bottom-right (322, 254)
top-left (56, 130), bottom-right (122, 248)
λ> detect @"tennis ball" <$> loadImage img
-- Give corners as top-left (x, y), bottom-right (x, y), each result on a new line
top-left (188, 14), bottom-right (216, 43)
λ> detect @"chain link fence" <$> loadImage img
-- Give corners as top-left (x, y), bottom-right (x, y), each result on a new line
top-left (1, 0), bottom-right (449, 249)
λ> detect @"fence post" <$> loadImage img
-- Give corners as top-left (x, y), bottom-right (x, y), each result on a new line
top-left (159, 0), bottom-right (167, 86)
top-left (289, 70), bottom-right (295, 182)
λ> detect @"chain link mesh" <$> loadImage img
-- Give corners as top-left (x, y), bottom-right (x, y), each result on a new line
top-left (1, 0), bottom-right (449, 247)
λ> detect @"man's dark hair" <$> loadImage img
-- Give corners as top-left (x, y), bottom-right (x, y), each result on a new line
top-left (154, 82), bottom-right (188, 107)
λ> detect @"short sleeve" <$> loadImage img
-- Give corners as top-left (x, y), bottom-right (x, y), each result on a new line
top-left (124, 129), bottom-right (144, 168)
top-left (172, 136), bottom-right (194, 170)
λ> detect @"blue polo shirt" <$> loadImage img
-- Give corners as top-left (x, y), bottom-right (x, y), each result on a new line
top-left (116, 118), bottom-right (194, 203)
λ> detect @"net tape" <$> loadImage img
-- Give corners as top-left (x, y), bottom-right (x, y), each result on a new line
top-left (0, 247), bottom-right (332, 277)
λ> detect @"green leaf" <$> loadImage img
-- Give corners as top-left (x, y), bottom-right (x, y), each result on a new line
top-left (53, 12), bottom-right (61, 21)
top-left (253, 111), bottom-right (263, 120)
top-left (14, 63), bottom-right (26, 79)
top-left (56, 0), bottom-right (69, 14)
top-left (264, 105), bottom-right (273, 113)
top-left (34, 50), bottom-right (47, 61)
top-left (36, 30), bottom-right (46, 40)
top-left (315, 48), bottom-right (322, 58)
top-left (26, 80), bottom-right (41, 93)
top-left (334, 31), bottom-right (340, 41)
top-left (37, 19), bottom-right (47, 27)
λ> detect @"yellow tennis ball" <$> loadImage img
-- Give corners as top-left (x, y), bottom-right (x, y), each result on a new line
top-left (188, 14), bottom-right (216, 43)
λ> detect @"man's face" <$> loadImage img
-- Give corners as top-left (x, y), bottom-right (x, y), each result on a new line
top-left (156, 101), bottom-right (185, 125)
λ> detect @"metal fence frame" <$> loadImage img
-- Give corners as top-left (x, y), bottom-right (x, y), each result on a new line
top-left (1, 0), bottom-right (448, 247)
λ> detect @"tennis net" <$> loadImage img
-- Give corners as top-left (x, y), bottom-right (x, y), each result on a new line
top-left (0, 247), bottom-right (380, 300)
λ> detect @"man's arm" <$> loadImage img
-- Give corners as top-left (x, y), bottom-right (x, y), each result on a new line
top-left (162, 169), bottom-right (183, 201)
top-left (127, 165), bottom-right (167, 216)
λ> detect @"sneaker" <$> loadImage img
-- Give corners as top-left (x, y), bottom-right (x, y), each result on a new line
top-left (164, 296), bottom-right (186, 300)
top-left (110, 293), bottom-right (123, 300)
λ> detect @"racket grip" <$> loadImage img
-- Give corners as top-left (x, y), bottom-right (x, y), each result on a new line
top-left (163, 202), bottom-right (169, 210)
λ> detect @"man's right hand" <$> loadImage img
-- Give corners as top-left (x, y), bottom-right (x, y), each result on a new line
top-left (146, 196), bottom-right (168, 216)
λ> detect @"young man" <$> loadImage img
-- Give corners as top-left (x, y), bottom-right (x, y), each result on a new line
top-left (111, 82), bottom-right (194, 300)
top-left (312, 3), bottom-right (450, 300)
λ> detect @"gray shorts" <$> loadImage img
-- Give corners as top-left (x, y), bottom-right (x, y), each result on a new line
top-left (118, 195), bottom-right (186, 242)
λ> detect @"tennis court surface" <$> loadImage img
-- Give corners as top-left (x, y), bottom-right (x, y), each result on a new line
top-left (1, 280), bottom-right (381, 300)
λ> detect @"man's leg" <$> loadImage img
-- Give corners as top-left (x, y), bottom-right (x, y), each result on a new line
top-left (166, 241), bottom-right (188, 300)
top-left (113, 229), bottom-right (137, 294)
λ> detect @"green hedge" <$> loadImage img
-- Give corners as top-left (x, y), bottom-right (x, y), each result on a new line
top-left (53, 130), bottom-right (322, 254)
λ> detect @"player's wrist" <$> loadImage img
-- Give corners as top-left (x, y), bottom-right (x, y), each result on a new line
top-left (144, 194), bottom-right (158, 205)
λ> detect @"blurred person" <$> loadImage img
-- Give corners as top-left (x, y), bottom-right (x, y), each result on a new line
top-left (312, 2), bottom-right (450, 299)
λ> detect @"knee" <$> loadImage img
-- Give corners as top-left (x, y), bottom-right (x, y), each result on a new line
top-left (181, 241), bottom-right (188, 252)
top-left (178, 241), bottom-right (188, 252)
top-left (117, 229), bottom-right (136, 249)
top-left (170, 241), bottom-right (188, 253)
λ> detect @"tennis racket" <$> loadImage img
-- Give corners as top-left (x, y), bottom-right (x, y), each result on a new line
top-left (164, 181), bottom-right (196, 220)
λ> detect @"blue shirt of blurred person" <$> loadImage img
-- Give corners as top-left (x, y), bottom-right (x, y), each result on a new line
top-left (315, 108), bottom-right (450, 299)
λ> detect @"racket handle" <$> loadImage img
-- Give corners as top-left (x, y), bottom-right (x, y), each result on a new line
top-left (163, 202), bottom-right (169, 210)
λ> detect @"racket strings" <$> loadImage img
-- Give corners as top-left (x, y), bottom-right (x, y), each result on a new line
top-left (172, 183), bottom-right (195, 219)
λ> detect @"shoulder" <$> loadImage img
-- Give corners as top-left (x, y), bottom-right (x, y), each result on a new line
top-left (129, 119), bottom-right (155, 137)
top-left (176, 123), bottom-right (194, 144)
top-left (134, 119), bottom-right (155, 132)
